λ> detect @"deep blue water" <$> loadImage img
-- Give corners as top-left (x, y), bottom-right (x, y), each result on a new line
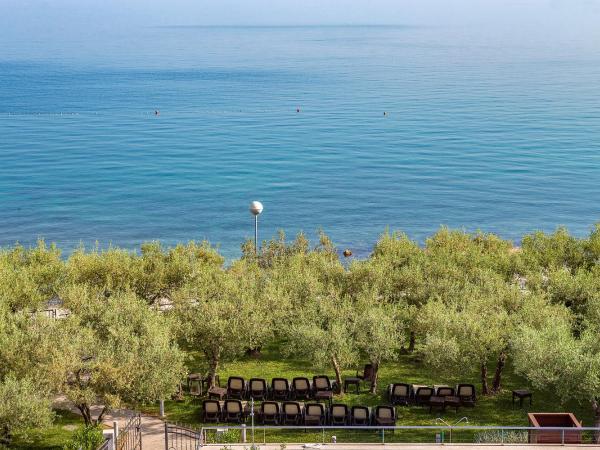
top-left (1, 25), bottom-right (600, 258)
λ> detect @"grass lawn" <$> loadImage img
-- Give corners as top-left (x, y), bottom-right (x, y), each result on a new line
top-left (10, 409), bottom-right (82, 449)
top-left (141, 343), bottom-right (595, 444)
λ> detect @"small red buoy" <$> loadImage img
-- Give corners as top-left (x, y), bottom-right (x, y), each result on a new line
top-left (343, 249), bottom-right (352, 257)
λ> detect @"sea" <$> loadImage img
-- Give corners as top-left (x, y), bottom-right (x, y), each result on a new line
top-left (1, 24), bottom-right (600, 258)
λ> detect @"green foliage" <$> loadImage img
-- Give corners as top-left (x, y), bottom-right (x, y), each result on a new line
top-left (62, 425), bottom-right (104, 450)
top-left (354, 296), bottom-right (402, 364)
top-left (282, 291), bottom-right (358, 385)
top-left (205, 429), bottom-right (240, 444)
top-left (0, 241), bottom-right (65, 311)
top-left (474, 430), bottom-right (528, 444)
top-left (60, 290), bottom-right (186, 424)
top-left (520, 227), bottom-right (586, 271)
top-left (512, 316), bottom-right (600, 412)
top-left (67, 241), bottom-right (223, 303)
top-left (0, 375), bottom-right (54, 445)
top-left (2, 224), bottom-right (600, 445)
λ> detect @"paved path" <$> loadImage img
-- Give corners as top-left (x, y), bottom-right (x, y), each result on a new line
top-left (199, 445), bottom-right (597, 450)
top-left (53, 396), bottom-right (165, 449)
top-left (102, 409), bottom-right (165, 450)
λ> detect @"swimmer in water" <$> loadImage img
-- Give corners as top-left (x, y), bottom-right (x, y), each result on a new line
top-left (155, 110), bottom-right (160, 116)
top-left (383, 111), bottom-right (387, 116)
top-left (296, 107), bottom-right (300, 113)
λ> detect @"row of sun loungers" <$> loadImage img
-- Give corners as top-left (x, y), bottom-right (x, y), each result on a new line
top-left (387, 383), bottom-right (477, 408)
top-left (202, 400), bottom-right (396, 426)
top-left (210, 376), bottom-right (338, 401)
top-left (210, 377), bottom-right (477, 406)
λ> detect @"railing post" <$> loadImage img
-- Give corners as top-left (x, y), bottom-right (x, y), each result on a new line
top-left (138, 414), bottom-right (142, 449)
top-left (501, 429), bottom-right (504, 444)
top-left (322, 427), bottom-right (325, 443)
top-left (561, 429), bottom-right (565, 445)
top-left (164, 422), bottom-right (169, 450)
top-left (382, 428), bottom-right (385, 444)
top-left (159, 399), bottom-right (165, 418)
top-left (242, 424), bottom-right (247, 443)
top-left (112, 421), bottom-right (118, 450)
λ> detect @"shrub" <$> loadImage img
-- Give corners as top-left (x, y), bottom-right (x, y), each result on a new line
top-left (63, 425), bottom-right (105, 450)
top-left (206, 429), bottom-right (240, 444)
top-left (474, 430), bottom-right (528, 444)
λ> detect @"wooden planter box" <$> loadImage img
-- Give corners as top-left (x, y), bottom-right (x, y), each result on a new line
top-left (528, 413), bottom-right (582, 444)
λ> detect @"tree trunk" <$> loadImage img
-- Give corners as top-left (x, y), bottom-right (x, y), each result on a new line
top-left (592, 399), bottom-right (600, 444)
top-left (96, 406), bottom-right (108, 425)
top-left (331, 355), bottom-right (343, 392)
top-left (77, 403), bottom-right (92, 427)
top-left (245, 347), bottom-right (262, 358)
top-left (172, 382), bottom-right (184, 401)
top-left (76, 403), bottom-right (107, 426)
top-left (370, 361), bottom-right (380, 394)
top-left (207, 351), bottom-right (220, 388)
top-left (331, 356), bottom-right (342, 392)
top-left (492, 351), bottom-right (507, 393)
top-left (480, 362), bottom-right (490, 395)
top-left (408, 331), bottom-right (416, 353)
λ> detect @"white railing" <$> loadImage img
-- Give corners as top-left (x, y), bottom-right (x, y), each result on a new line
top-left (164, 423), bottom-right (600, 447)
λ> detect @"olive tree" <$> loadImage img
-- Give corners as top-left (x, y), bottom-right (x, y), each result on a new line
top-left (59, 288), bottom-right (185, 425)
top-left (519, 227), bottom-right (587, 272)
top-left (0, 375), bottom-right (53, 446)
top-left (67, 241), bottom-right (223, 303)
top-left (174, 260), bottom-right (276, 387)
top-left (282, 290), bottom-right (358, 391)
top-left (416, 275), bottom-right (551, 395)
top-left (0, 304), bottom-right (57, 445)
top-left (354, 293), bottom-right (405, 393)
top-left (0, 240), bottom-right (65, 312)
top-left (513, 296), bottom-right (600, 432)
top-left (347, 232), bottom-right (423, 352)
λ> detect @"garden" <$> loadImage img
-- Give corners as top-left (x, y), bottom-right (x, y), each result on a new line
top-left (2, 226), bottom-right (600, 448)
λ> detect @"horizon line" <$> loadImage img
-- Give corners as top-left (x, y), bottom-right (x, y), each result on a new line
top-left (152, 23), bottom-right (427, 29)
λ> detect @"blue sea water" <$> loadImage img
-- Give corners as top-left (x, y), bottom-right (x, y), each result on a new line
top-left (1, 25), bottom-right (600, 258)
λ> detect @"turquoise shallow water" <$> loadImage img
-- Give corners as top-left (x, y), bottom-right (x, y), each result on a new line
top-left (1, 25), bottom-right (600, 258)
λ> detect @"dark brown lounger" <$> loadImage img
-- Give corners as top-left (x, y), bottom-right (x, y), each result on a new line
top-left (292, 377), bottom-right (312, 400)
top-left (270, 378), bottom-right (290, 400)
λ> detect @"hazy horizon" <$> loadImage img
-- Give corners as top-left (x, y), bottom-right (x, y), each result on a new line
top-left (2, 0), bottom-right (600, 30)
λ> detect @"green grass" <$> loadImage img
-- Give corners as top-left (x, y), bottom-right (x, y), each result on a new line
top-left (141, 343), bottom-right (595, 444)
top-left (21, 344), bottom-right (595, 448)
top-left (9, 409), bottom-right (82, 449)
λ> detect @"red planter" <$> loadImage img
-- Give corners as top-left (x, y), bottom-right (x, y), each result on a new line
top-left (528, 413), bottom-right (582, 444)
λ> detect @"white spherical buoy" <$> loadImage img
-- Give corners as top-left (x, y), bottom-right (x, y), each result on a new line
top-left (249, 201), bottom-right (264, 216)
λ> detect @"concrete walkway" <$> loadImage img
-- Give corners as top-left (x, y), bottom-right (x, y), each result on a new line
top-left (200, 445), bottom-right (598, 450)
top-left (102, 409), bottom-right (165, 450)
top-left (53, 396), bottom-right (165, 449)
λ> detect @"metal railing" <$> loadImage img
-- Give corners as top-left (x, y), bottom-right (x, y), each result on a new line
top-left (96, 436), bottom-right (111, 450)
top-left (165, 423), bottom-right (600, 448)
top-left (117, 414), bottom-right (142, 450)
